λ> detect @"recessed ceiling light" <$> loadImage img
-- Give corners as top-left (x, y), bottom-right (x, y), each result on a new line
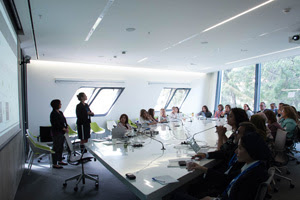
top-left (126, 28), bottom-right (136, 32)
top-left (241, 49), bottom-right (248, 52)
top-left (85, 0), bottom-right (115, 41)
top-left (201, 41), bottom-right (208, 44)
top-left (225, 46), bottom-right (300, 65)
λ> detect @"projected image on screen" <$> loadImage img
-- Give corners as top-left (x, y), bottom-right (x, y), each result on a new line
top-left (0, 2), bottom-right (20, 146)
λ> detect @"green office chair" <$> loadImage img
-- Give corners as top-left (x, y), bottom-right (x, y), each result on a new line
top-left (26, 134), bottom-right (55, 174)
top-left (129, 119), bottom-right (137, 128)
top-left (90, 122), bottom-right (105, 140)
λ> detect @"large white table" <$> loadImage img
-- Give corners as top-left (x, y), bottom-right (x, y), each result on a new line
top-left (86, 118), bottom-right (227, 200)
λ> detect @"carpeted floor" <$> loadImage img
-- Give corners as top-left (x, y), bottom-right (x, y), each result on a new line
top-left (15, 146), bottom-right (300, 200)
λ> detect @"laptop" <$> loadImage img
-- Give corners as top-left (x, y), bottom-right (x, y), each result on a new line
top-left (111, 126), bottom-right (127, 139)
top-left (188, 137), bottom-right (201, 153)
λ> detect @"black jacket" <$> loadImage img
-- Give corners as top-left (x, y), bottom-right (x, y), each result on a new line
top-left (221, 162), bottom-right (268, 200)
top-left (50, 110), bottom-right (68, 135)
top-left (76, 103), bottom-right (92, 125)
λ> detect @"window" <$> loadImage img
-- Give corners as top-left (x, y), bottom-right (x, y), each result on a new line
top-left (154, 88), bottom-right (191, 111)
top-left (220, 65), bottom-right (255, 109)
top-left (64, 87), bottom-right (124, 117)
top-left (261, 56), bottom-right (300, 108)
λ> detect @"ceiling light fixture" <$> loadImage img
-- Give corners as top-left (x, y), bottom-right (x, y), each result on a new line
top-left (137, 57), bottom-right (148, 63)
top-left (126, 28), bottom-right (136, 32)
top-left (202, 0), bottom-right (274, 33)
top-left (160, 0), bottom-right (274, 52)
top-left (225, 46), bottom-right (300, 65)
top-left (85, 0), bottom-right (115, 41)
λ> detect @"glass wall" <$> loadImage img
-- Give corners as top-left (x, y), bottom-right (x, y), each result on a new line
top-left (261, 56), bottom-right (300, 109)
top-left (220, 65), bottom-right (255, 109)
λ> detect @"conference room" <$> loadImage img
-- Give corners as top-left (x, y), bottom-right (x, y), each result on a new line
top-left (1, 0), bottom-right (300, 200)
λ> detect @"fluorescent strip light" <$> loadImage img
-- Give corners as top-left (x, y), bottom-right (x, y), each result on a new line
top-left (137, 57), bottom-right (148, 63)
top-left (202, 0), bottom-right (274, 33)
top-left (55, 78), bottom-right (125, 84)
top-left (225, 46), bottom-right (300, 65)
top-left (85, 0), bottom-right (115, 41)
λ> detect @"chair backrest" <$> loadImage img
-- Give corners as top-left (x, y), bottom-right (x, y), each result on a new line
top-left (26, 134), bottom-right (54, 154)
top-left (68, 125), bottom-right (77, 135)
top-left (274, 129), bottom-right (287, 151)
top-left (293, 124), bottom-right (300, 143)
top-left (26, 129), bottom-right (39, 141)
top-left (128, 119), bottom-right (137, 128)
top-left (107, 120), bottom-right (117, 131)
top-left (64, 133), bottom-right (74, 152)
top-left (255, 167), bottom-right (275, 200)
top-left (90, 122), bottom-right (104, 133)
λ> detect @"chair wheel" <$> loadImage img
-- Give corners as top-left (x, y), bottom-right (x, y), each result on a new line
top-left (95, 183), bottom-right (99, 188)
top-left (63, 183), bottom-right (67, 187)
top-left (296, 161), bottom-right (300, 164)
top-left (286, 171), bottom-right (291, 175)
top-left (274, 188), bottom-right (279, 193)
top-left (277, 178), bottom-right (281, 182)
top-left (38, 160), bottom-right (40, 163)
top-left (290, 184), bottom-right (295, 188)
top-left (94, 158), bottom-right (96, 161)
top-left (74, 187), bottom-right (78, 191)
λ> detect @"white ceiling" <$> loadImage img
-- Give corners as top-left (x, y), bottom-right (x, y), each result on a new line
top-left (15, 0), bottom-right (300, 73)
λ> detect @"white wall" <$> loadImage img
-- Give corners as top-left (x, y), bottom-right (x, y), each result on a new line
top-left (27, 60), bottom-right (217, 135)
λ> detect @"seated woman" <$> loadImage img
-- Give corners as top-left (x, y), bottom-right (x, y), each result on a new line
top-left (159, 108), bottom-right (168, 122)
top-left (221, 105), bottom-right (231, 118)
top-left (198, 132), bottom-right (270, 200)
top-left (214, 104), bottom-right (224, 118)
top-left (243, 104), bottom-right (253, 119)
top-left (139, 109), bottom-right (157, 125)
top-left (197, 105), bottom-right (212, 118)
top-left (117, 114), bottom-right (132, 130)
top-left (264, 110), bottom-right (283, 139)
top-left (250, 114), bottom-right (269, 141)
top-left (194, 108), bottom-right (249, 166)
top-left (279, 106), bottom-right (298, 139)
top-left (182, 122), bottom-right (257, 199)
top-left (169, 106), bottom-right (182, 121)
top-left (148, 108), bottom-right (158, 122)
top-left (215, 108), bottom-right (249, 150)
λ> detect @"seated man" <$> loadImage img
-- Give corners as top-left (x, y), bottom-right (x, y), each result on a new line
top-left (258, 102), bottom-right (266, 113)
top-left (270, 103), bottom-right (278, 115)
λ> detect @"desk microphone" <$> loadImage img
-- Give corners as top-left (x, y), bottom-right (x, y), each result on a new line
top-left (192, 126), bottom-right (216, 140)
top-left (143, 132), bottom-right (166, 150)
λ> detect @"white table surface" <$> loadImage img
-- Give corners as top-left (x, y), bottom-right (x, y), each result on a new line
top-left (86, 118), bottom-right (229, 200)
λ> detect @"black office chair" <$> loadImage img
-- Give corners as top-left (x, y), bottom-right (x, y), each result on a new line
top-left (63, 134), bottom-right (99, 191)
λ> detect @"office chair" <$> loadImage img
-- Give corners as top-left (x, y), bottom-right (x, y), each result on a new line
top-left (254, 167), bottom-right (275, 200)
top-left (272, 129), bottom-right (295, 189)
top-left (64, 134), bottom-right (93, 165)
top-left (286, 125), bottom-right (300, 164)
top-left (106, 120), bottom-right (117, 132)
top-left (62, 137), bottom-right (99, 191)
top-left (90, 122), bottom-right (105, 140)
top-left (26, 134), bottom-right (55, 175)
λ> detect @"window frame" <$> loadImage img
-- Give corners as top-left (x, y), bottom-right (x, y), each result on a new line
top-left (161, 88), bottom-right (191, 111)
top-left (65, 86), bottom-right (124, 118)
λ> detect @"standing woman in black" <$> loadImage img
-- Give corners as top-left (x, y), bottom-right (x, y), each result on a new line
top-left (50, 99), bottom-right (69, 169)
top-left (76, 92), bottom-right (94, 149)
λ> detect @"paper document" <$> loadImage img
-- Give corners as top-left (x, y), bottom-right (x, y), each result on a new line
top-left (152, 175), bottom-right (179, 185)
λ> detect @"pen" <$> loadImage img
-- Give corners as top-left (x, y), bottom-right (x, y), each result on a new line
top-left (152, 178), bottom-right (166, 185)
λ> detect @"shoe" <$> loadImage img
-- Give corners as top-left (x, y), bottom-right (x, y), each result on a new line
top-left (58, 161), bottom-right (68, 165)
top-left (53, 165), bottom-right (63, 169)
